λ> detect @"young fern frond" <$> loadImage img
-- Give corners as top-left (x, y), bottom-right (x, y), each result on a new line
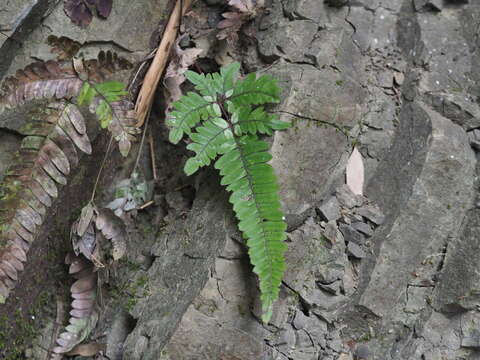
top-left (166, 91), bottom-right (219, 144)
top-left (77, 81), bottom-right (138, 156)
top-left (167, 62), bottom-right (290, 322)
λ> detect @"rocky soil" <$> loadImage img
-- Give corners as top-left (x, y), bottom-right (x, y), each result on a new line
top-left (2, 0), bottom-right (480, 359)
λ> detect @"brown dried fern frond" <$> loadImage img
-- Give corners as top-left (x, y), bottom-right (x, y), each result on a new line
top-left (51, 253), bottom-right (98, 358)
top-left (0, 51), bottom-right (132, 112)
top-left (0, 102), bottom-right (92, 302)
top-left (0, 51), bottom-right (133, 302)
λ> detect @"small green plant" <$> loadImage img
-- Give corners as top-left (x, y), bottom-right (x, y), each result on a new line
top-left (167, 62), bottom-right (290, 322)
top-left (77, 81), bottom-right (128, 128)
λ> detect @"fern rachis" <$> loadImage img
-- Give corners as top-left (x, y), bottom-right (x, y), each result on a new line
top-left (167, 62), bottom-right (289, 322)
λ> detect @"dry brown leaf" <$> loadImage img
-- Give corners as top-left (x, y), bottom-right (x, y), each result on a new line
top-left (217, 0), bottom-right (264, 43)
top-left (164, 35), bottom-right (203, 114)
top-left (94, 208), bottom-right (127, 261)
top-left (77, 203), bottom-right (94, 237)
top-left (71, 206), bottom-right (127, 263)
top-left (72, 221), bottom-right (97, 260)
top-left (346, 147), bottom-right (364, 196)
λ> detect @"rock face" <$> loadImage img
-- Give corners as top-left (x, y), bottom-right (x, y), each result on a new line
top-left (155, 0), bottom-right (480, 359)
top-left (1, 0), bottom-right (480, 359)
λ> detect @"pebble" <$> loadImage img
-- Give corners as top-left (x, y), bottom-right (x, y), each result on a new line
top-left (339, 224), bottom-right (365, 245)
top-left (355, 344), bottom-right (371, 359)
top-left (293, 310), bottom-right (308, 330)
top-left (355, 205), bottom-right (385, 225)
top-left (347, 242), bottom-right (367, 258)
top-left (318, 197), bottom-right (341, 222)
top-left (336, 185), bottom-right (365, 209)
top-left (351, 222), bottom-right (374, 237)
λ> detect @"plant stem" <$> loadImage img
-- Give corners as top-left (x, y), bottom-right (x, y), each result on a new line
top-left (274, 110), bottom-right (350, 137)
top-left (90, 135), bottom-right (114, 203)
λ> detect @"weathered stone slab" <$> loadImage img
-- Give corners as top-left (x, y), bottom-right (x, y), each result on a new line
top-left (359, 102), bottom-right (475, 318)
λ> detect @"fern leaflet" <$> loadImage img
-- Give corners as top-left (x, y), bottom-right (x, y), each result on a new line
top-left (167, 62), bottom-right (289, 322)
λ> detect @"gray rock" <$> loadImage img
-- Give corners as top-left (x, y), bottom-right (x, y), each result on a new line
top-left (106, 311), bottom-right (136, 360)
top-left (354, 344), bottom-right (371, 359)
top-left (269, 63), bottom-right (364, 214)
top-left (461, 312), bottom-right (480, 349)
top-left (339, 224), bottom-right (365, 244)
top-left (318, 197), bottom-right (341, 222)
top-left (355, 205), bottom-right (385, 225)
top-left (323, 220), bottom-right (340, 244)
top-left (347, 242), bottom-right (366, 259)
top-left (318, 280), bottom-right (341, 295)
top-left (336, 185), bottom-right (365, 209)
top-left (317, 264), bottom-right (344, 285)
top-left (351, 222), bottom-right (374, 237)
top-left (468, 129), bottom-right (480, 150)
top-left (414, 0), bottom-right (443, 11)
top-left (433, 208), bottom-right (480, 313)
top-left (123, 179), bottom-right (230, 359)
top-left (423, 93), bottom-right (480, 131)
top-left (325, 0), bottom-right (349, 7)
top-left (293, 312), bottom-right (307, 331)
top-left (258, 20), bottom-right (318, 64)
top-left (405, 286), bottom-right (431, 314)
top-left (359, 102), bottom-right (475, 320)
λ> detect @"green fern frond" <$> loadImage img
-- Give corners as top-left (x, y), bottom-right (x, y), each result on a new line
top-left (78, 81), bottom-right (128, 128)
top-left (228, 73), bottom-right (281, 106)
top-left (166, 92), bottom-right (220, 144)
top-left (231, 106), bottom-right (290, 136)
top-left (215, 136), bottom-right (287, 322)
top-left (184, 117), bottom-right (234, 176)
top-left (167, 62), bottom-right (290, 323)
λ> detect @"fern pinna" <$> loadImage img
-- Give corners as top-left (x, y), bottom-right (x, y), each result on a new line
top-left (0, 52), bottom-right (135, 303)
top-left (167, 62), bottom-right (289, 322)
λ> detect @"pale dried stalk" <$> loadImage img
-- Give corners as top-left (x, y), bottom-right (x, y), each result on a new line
top-left (135, 0), bottom-right (194, 127)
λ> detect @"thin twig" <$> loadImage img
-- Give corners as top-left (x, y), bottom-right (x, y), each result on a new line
top-left (149, 132), bottom-right (158, 180)
top-left (134, 0), bottom-right (194, 127)
top-left (275, 110), bottom-right (350, 137)
top-left (131, 108), bottom-right (151, 176)
top-left (138, 200), bottom-right (155, 210)
top-left (90, 135), bottom-right (114, 203)
top-left (127, 48), bottom-right (158, 93)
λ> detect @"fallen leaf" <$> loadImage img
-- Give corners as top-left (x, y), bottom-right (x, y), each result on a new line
top-left (217, 0), bottom-right (264, 43)
top-left (164, 35), bottom-right (203, 115)
top-left (95, 208), bottom-right (128, 261)
top-left (64, 0), bottom-right (93, 27)
top-left (64, 0), bottom-right (113, 27)
top-left (77, 203), bottom-right (94, 237)
top-left (346, 147), bottom-right (364, 196)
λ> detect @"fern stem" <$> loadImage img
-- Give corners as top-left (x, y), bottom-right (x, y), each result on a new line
top-left (234, 136), bottom-right (275, 280)
top-left (274, 110), bottom-right (350, 137)
top-left (132, 108), bottom-right (151, 176)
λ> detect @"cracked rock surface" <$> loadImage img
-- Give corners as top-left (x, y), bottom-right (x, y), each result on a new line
top-left (2, 0), bottom-right (480, 359)
top-left (155, 0), bottom-right (480, 359)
